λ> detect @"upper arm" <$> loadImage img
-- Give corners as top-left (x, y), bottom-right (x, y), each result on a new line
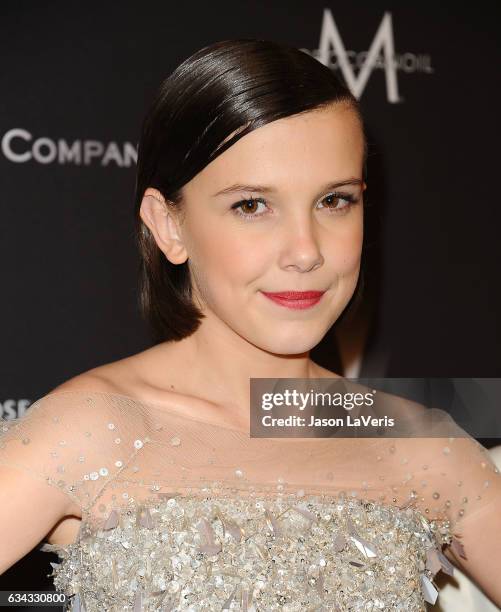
top-left (438, 440), bottom-right (501, 607)
top-left (0, 465), bottom-right (79, 575)
top-left (0, 385), bottom-right (136, 575)
top-left (443, 491), bottom-right (501, 607)
top-left (395, 431), bottom-right (501, 607)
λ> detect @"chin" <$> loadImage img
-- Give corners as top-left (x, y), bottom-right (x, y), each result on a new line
top-left (256, 330), bottom-right (326, 356)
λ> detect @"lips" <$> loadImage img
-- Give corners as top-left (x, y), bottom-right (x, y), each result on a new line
top-left (261, 290), bottom-right (325, 310)
top-left (262, 290), bottom-right (325, 300)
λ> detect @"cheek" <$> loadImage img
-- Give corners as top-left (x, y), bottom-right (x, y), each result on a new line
top-left (221, 232), bottom-right (272, 281)
top-left (325, 222), bottom-right (363, 274)
top-left (189, 228), bottom-right (271, 294)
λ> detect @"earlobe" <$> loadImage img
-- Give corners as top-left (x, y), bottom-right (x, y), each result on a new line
top-left (139, 188), bottom-right (188, 265)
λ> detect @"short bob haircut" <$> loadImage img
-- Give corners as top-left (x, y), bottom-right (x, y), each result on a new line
top-left (133, 38), bottom-right (368, 344)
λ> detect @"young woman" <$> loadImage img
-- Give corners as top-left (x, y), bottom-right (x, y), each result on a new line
top-left (1, 39), bottom-right (499, 611)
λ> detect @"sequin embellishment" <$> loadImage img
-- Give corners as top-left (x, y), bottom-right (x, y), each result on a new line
top-left (44, 488), bottom-right (452, 612)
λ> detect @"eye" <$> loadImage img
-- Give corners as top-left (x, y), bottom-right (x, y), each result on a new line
top-left (230, 197), bottom-right (268, 220)
top-left (230, 191), bottom-right (359, 222)
top-left (317, 192), bottom-right (358, 213)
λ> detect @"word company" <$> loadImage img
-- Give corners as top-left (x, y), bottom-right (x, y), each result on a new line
top-left (1, 128), bottom-right (137, 167)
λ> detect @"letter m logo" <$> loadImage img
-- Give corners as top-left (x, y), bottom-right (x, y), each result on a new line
top-left (317, 10), bottom-right (400, 103)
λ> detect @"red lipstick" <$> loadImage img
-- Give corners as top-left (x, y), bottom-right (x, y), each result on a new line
top-left (261, 290), bottom-right (325, 310)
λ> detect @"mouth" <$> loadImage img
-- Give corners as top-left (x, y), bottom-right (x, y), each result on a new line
top-left (260, 290), bottom-right (325, 310)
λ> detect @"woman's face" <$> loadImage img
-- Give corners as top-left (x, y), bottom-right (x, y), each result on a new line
top-left (169, 102), bottom-right (365, 355)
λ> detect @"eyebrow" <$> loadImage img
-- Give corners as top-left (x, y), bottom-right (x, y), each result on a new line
top-left (211, 178), bottom-right (364, 197)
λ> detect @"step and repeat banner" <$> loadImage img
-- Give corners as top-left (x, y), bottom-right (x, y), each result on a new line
top-left (1, 1), bottom-right (499, 598)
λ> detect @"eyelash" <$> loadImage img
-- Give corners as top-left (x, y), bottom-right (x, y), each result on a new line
top-left (230, 192), bottom-right (359, 221)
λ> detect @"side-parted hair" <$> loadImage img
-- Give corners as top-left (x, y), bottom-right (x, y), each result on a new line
top-left (134, 38), bottom-right (367, 343)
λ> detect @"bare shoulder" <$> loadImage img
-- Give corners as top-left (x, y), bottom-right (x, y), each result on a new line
top-left (49, 371), bottom-right (122, 396)
top-left (48, 356), bottom-right (142, 397)
top-left (48, 344), bottom-right (171, 399)
top-left (42, 358), bottom-right (150, 432)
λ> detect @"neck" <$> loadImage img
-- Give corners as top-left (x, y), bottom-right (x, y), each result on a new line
top-left (153, 312), bottom-right (328, 411)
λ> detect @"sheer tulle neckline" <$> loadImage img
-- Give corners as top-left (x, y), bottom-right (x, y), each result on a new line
top-left (45, 389), bottom-right (339, 442)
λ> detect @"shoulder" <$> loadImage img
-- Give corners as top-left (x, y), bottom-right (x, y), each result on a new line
top-left (36, 370), bottom-right (122, 425)
top-left (0, 381), bottom-right (146, 517)
top-left (49, 362), bottom-right (135, 397)
top-left (45, 354), bottom-right (147, 409)
top-left (22, 361), bottom-right (152, 462)
top-left (390, 429), bottom-right (501, 527)
top-left (39, 370), bottom-right (154, 446)
top-left (50, 344), bottom-right (168, 399)
top-left (439, 440), bottom-right (501, 603)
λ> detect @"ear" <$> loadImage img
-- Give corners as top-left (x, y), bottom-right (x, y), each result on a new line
top-left (139, 187), bottom-right (188, 265)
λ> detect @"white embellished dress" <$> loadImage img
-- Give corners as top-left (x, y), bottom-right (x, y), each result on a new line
top-left (0, 390), bottom-right (499, 611)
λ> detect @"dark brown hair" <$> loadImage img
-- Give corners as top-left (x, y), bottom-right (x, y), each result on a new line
top-left (134, 38), bottom-right (367, 343)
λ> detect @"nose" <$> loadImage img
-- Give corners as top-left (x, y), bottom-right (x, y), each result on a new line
top-left (277, 213), bottom-right (324, 273)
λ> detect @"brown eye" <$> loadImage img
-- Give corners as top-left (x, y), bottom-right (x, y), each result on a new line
top-left (231, 197), bottom-right (268, 220)
top-left (318, 192), bottom-right (356, 213)
top-left (240, 199), bottom-right (259, 214)
top-left (324, 195), bottom-right (342, 208)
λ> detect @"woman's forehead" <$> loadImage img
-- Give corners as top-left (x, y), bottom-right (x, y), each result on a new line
top-left (187, 106), bottom-right (364, 196)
